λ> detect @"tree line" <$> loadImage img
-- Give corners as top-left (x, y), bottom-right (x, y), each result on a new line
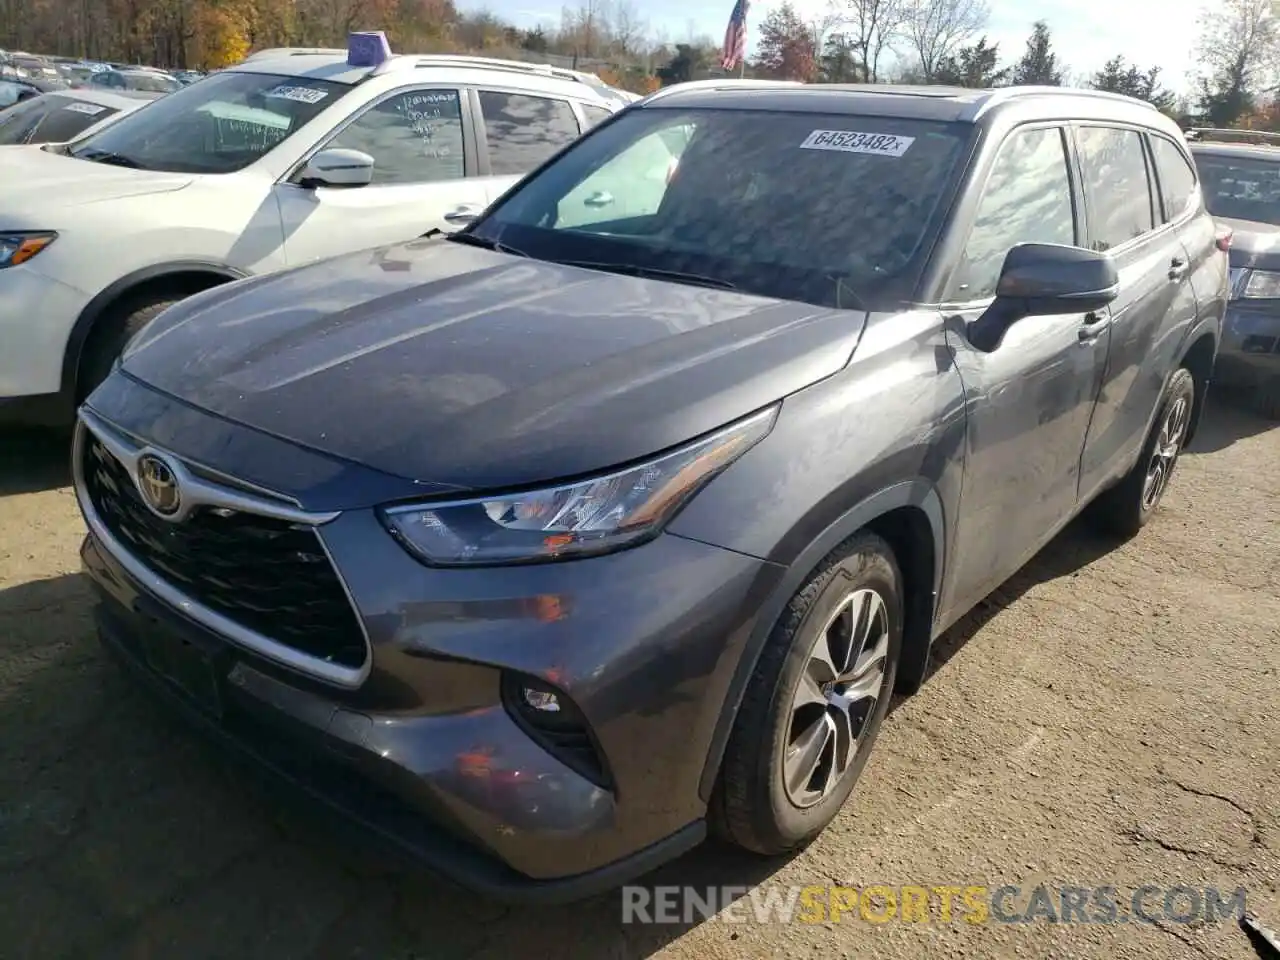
top-left (4, 0), bottom-right (1280, 127)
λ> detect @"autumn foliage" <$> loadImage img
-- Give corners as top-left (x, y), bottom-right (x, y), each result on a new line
top-left (0, 0), bottom-right (667, 90)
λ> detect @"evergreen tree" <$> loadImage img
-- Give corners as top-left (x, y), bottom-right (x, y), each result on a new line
top-left (933, 35), bottom-right (1009, 87)
top-left (1011, 20), bottom-right (1063, 85)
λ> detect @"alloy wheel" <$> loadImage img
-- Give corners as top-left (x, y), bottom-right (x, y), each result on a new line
top-left (1142, 395), bottom-right (1189, 511)
top-left (783, 588), bottom-right (890, 809)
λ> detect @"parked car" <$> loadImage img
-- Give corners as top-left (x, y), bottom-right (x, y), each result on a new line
top-left (88, 68), bottom-right (182, 94)
top-left (1187, 128), bottom-right (1280, 417)
top-left (72, 81), bottom-right (1225, 902)
top-left (0, 88), bottom-right (160, 146)
top-left (0, 75), bottom-right (66, 108)
top-left (0, 38), bottom-right (628, 426)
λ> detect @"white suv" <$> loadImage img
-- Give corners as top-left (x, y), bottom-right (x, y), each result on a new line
top-left (0, 42), bottom-right (628, 425)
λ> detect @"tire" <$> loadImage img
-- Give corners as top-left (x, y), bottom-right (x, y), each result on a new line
top-left (711, 531), bottom-right (903, 855)
top-left (78, 296), bottom-right (179, 402)
top-left (1089, 367), bottom-right (1195, 538)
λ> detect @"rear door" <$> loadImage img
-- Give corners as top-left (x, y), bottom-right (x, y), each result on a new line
top-left (274, 85), bottom-right (487, 266)
top-left (1074, 125), bottom-right (1199, 500)
top-left (472, 88), bottom-right (583, 205)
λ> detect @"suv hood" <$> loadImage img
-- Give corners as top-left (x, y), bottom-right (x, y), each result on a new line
top-left (121, 238), bottom-right (864, 491)
top-left (0, 145), bottom-right (191, 210)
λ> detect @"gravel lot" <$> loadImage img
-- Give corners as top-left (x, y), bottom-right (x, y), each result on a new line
top-left (1, 400), bottom-right (1277, 960)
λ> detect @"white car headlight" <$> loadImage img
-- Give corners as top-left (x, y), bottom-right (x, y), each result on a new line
top-left (1241, 268), bottom-right (1280, 299)
top-left (0, 231), bottom-right (56, 269)
top-left (381, 406), bottom-right (778, 566)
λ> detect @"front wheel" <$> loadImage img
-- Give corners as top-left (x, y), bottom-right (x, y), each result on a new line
top-left (1089, 367), bottom-right (1195, 538)
top-left (711, 532), bottom-right (902, 855)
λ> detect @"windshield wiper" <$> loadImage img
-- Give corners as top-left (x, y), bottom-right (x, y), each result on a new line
top-left (555, 260), bottom-right (737, 290)
top-left (445, 232), bottom-right (528, 257)
top-left (72, 149), bottom-right (146, 169)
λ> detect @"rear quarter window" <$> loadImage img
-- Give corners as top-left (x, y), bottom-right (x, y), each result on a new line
top-left (1150, 135), bottom-right (1199, 221)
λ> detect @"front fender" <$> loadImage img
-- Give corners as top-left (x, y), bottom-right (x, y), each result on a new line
top-left (690, 478), bottom-right (947, 802)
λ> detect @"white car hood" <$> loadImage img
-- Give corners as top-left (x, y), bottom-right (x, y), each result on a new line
top-left (0, 145), bottom-right (191, 212)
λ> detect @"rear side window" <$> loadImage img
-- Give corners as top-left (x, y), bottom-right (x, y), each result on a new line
top-left (951, 126), bottom-right (1076, 301)
top-left (478, 90), bottom-right (580, 176)
top-left (1150, 135), bottom-right (1199, 221)
top-left (1076, 126), bottom-right (1156, 251)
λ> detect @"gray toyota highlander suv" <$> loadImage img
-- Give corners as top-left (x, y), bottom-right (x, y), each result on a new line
top-left (74, 82), bottom-right (1226, 902)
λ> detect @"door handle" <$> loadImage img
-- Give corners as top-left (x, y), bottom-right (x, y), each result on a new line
top-left (1168, 257), bottom-right (1189, 281)
top-left (1078, 312), bottom-right (1110, 342)
top-left (443, 207), bottom-right (479, 225)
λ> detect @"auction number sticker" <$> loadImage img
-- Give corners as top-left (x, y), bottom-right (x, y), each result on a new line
top-left (800, 130), bottom-right (914, 156)
top-left (265, 85), bottom-right (329, 105)
top-left (63, 102), bottom-right (107, 116)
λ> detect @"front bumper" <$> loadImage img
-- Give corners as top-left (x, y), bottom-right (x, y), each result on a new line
top-left (1218, 300), bottom-right (1280, 390)
top-left (0, 264), bottom-right (91, 403)
top-left (79, 482), bottom-right (780, 901)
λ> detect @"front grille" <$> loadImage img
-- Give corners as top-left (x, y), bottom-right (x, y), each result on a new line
top-left (82, 435), bottom-right (367, 669)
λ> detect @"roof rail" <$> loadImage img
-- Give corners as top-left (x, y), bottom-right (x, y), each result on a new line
top-left (638, 78), bottom-right (804, 106)
top-left (376, 53), bottom-right (603, 87)
top-left (241, 47), bottom-right (348, 62)
top-left (967, 84), bottom-right (1158, 120)
top-left (1186, 126), bottom-right (1280, 146)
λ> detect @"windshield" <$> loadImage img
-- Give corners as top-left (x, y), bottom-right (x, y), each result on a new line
top-left (468, 107), bottom-right (971, 309)
top-left (1195, 152), bottom-right (1280, 225)
top-left (67, 71), bottom-right (347, 173)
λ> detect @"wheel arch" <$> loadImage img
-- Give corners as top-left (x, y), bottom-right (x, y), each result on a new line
top-left (1177, 324), bottom-right (1218, 445)
top-left (697, 479), bottom-right (946, 802)
top-left (61, 260), bottom-right (248, 400)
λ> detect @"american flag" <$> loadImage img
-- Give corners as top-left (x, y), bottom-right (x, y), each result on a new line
top-left (721, 0), bottom-right (749, 71)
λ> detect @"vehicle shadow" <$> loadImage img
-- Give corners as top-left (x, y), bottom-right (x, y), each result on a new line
top-left (1183, 392), bottom-right (1276, 455)
top-left (0, 427), bottom-right (72, 496)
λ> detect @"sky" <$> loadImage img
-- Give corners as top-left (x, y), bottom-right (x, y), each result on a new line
top-left (466, 0), bottom-right (1208, 93)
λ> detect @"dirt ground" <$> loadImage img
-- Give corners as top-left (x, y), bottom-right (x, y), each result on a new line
top-left (1, 399), bottom-right (1277, 960)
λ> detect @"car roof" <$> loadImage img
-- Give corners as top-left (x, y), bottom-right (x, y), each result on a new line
top-left (227, 50), bottom-right (620, 102)
top-left (639, 81), bottom-right (1168, 127)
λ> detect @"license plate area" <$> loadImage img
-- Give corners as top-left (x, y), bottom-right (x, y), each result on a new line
top-left (133, 597), bottom-right (227, 718)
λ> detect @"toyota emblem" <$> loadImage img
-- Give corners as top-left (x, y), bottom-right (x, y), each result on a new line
top-left (136, 454), bottom-right (181, 518)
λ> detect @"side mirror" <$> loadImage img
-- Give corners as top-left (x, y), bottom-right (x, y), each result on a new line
top-left (970, 243), bottom-right (1119, 352)
top-left (297, 148), bottom-right (374, 189)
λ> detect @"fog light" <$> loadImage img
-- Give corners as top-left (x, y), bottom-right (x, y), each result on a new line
top-left (523, 687), bottom-right (561, 712)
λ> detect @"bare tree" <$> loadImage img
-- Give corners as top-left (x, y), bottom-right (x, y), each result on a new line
top-left (610, 0), bottom-right (646, 54)
top-left (904, 0), bottom-right (987, 81)
top-left (841, 0), bottom-right (907, 82)
top-left (1196, 0), bottom-right (1280, 123)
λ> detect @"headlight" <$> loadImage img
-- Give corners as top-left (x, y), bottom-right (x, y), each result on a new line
top-left (381, 406), bottom-right (778, 566)
top-left (1241, 268), bottom-right (1280, 299)
top-left (0, 231), bottom-right (56, 268)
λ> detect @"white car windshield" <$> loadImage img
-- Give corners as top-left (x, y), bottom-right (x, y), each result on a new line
top-left (66, 71), bottom-right (347, 174)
